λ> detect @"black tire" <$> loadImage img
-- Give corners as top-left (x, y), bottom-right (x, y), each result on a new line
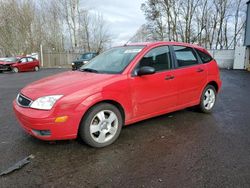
top-left (199, 85), bottom-right (217, 113)
top-left (79, 103), bottom-right (123, 148)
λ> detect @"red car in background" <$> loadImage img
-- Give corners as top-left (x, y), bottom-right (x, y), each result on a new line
top-left (0, 56), bottom-right (40, 73)
top-left (13, 42), bottom-right (222, 148)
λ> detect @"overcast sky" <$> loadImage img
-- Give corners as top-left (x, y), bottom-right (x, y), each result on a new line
top-left (84, 0), bottom-right (146, 46)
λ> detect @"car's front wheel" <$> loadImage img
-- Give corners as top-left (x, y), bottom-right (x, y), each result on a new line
top-left (12, 67), bottom-right (19, 73)
top-left (199, 85), bottom-right (217, 113)
top-left (79, 103), bottom-right (123, 148)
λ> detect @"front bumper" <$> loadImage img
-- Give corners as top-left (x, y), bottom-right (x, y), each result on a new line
top-left (0, 65), bottom-right (11, 71)
top-left (13, 101), bottom-right (82, 141)
top-left (72, 63), bottom-right (83, 70)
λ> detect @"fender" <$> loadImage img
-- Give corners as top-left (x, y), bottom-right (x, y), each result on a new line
top-left (75, 91), bottom-right (133, 124)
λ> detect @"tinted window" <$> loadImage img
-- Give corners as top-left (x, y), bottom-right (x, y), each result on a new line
top-left (138, 46), bottom-right (171, 71)
top-left (196, 50), bottom-right (213, 63)
top-left (173, 46), bottom-right (199, 67)
top-left (81, 53), bottom-right (94, 59)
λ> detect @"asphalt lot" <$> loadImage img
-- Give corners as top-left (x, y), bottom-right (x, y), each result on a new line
top-left (0, 68), bottom-right (250, 188)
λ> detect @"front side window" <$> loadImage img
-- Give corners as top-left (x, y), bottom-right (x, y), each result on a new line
top-left (80, 46), bottom-right (145, 74)
top-left (173, 46), bottom-right (199, 67)
top-left (138, 46), bottom-right (171, 72)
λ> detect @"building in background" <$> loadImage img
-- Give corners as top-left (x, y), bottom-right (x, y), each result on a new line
top-left (244, 0), bottom-right (250, 70)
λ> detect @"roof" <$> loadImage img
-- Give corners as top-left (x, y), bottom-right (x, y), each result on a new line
top-left (127, 41), bottom-right (205, 50)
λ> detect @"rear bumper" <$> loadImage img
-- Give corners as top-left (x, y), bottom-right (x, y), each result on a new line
top-left (13, 101), bottom-right (82, 141)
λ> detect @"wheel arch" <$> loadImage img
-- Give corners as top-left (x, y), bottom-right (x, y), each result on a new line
top-left (207, 81), bottom-right (219, 92)
top-left (91, 100), bottom-right (126, 124)
top-left (77, 99), bottom-right (126, 134)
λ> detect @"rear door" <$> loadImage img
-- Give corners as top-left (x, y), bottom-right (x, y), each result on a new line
top-left (27, 57), bottom-right (36, 70)
top-left (172, 45), bottom-right (207, 106)
top-left (129, 45), bottom-right (179, 118)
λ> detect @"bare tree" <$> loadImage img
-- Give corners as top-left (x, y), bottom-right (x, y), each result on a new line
top-left (140, 0), bottom-right (247, 49)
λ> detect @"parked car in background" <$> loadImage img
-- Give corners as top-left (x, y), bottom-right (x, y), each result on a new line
top-left (13, 42), bottom-right (221, 148)
top-left (0, 57), bottom-right (19, 72)
top-left (0, 56), bottom-right (40, 73)
top-left (72, 52), bottom-right (97, 70)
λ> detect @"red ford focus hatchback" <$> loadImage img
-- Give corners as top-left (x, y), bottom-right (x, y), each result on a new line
top-left (13, 42), bottom-right (222, 147)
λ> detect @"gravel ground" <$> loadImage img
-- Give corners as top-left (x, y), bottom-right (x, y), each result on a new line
top-left (0, 68), bottom-right (250, 188)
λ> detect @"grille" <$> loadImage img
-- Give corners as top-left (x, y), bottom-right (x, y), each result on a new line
top-left (16, 93), bottom-right (32, 107)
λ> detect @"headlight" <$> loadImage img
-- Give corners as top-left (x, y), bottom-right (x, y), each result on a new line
top-left (72, 62), bottom-right (75, 65)
top-left (83, 61), bottom-right (88, 64)
top-left (30, 95), bottom-right (63, 110)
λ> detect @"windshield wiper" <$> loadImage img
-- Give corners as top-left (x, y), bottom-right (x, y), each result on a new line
top-left (79, 68), bottom-right (99, 73)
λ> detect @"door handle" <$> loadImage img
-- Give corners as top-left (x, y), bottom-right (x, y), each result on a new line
top-left (165, 75), bottom-right (175, 80)
top-left (196, 68), bottom-right (204, 72)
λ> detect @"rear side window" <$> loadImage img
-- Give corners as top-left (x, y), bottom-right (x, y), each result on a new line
top-left (173, 46), bottom-right (199, 67)
top-left (20, 58), bottom-right (27, 63)
top-left (196, 50), bottom-right (213, 63)
top-left (27, 57), bottom-right (34, 62)
top-left (138, 46), bottom-right (171, 71)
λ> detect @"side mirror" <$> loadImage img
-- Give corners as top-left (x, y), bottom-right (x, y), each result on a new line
top-left (136, 66), bottom-right (156, 76)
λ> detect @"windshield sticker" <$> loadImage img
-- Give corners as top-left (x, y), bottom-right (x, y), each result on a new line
top-left (124, 49), bottom-right (142, 53)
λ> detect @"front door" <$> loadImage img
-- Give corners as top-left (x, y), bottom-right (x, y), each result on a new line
top-left (129, 46), bottom-right (178, 118)
top-left (18, 58), bottom-right (28, 71)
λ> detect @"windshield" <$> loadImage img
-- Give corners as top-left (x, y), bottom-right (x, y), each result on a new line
top-left (80, 53), bottom-right (93, 59)
top-left (79, 46), bottom-right (144, 74)
top-left (5, 57), bottom-right (18, 62)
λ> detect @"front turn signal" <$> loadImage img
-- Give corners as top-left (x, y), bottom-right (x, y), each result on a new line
top-left (55, 116), bottom-right (68, 123)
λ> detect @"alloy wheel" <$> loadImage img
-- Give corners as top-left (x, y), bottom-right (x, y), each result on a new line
top-left (203, 88), bottom-right (216, 110)
top-left (89, 110), bottom-right (119, 144)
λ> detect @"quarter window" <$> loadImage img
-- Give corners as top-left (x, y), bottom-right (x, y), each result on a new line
top-left (173, 46), bottom-right (199, 67)
top-left (196, 50), bottom-right (213, 63)
top-left (138, 46), bottom-right (171, 71)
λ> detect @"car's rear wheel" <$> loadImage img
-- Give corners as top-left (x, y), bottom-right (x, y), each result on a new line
top-left (12, 67), bottom-right (19, 73)
top-left (79, 103), bottom-right (123, 148)
top-left (34, 66), bottom-right (39, 71)
top-left (199, 85), bottom-right (217, 113)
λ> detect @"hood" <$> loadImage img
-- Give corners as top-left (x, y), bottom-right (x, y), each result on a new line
top-left (21, 71), bottom-right (117, 100)
top-left (73, 59), bottom-right (89, 64)
top-left (0, 61), bottom-right (16, 65)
